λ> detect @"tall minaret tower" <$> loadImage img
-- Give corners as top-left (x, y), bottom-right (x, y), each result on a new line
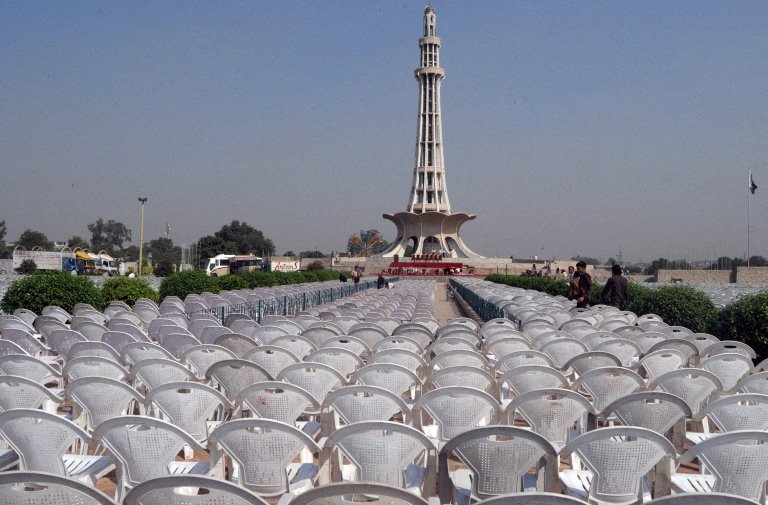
top-left (409, 6), bottom-right (450, 214)
top-left (381, 6), bottom-right (481, 259)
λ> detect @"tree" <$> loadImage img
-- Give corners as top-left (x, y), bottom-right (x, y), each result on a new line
top-left (0, 220), bottom-right (8, 259)
top-left (145, 237), bottom-right (181, 265)
top-left (196, 221), bottom-right (275, 268)
top-left (300, 250), bottom-right (324, 258)
top-left (16, 229), bottom-right (53, 250)
top-left (283, 251), bottom-right (296, 258)
top-left (748, 255), bottom-right (768, 267)
top-left (570, 255), bottom-right (601, 266)
top-left (67, 235), bottom-right (90, 250)
top-left (88, 218), bottom-right (132, 254)
top-left (347, 230), bottom-right (388, 257)
top-left (122, 245), bottom-right (139, 262)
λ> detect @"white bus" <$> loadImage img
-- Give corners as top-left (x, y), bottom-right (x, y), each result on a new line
top-left (205, 254), bottom-right (263, 276)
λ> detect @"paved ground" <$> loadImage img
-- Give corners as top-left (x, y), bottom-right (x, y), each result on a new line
top-left (433, 280), bottom-right (463, 324)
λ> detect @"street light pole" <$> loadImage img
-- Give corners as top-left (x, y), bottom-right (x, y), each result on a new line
top-left (138, 197), bottom-right (148, 276)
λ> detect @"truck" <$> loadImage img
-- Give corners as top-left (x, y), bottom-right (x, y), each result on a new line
top-left (12, 247), bottom-right (118, 276)
top-left (205, 254), bottom-right (264, 276)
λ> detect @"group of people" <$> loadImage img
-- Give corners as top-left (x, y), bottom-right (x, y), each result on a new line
top-left (567, 261), bottom-right (629, 310)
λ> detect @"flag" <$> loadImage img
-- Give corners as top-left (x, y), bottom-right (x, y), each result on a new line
top-left (750, 170), bottom-right (758, 194)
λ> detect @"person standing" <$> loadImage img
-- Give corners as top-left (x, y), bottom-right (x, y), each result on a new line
top-left (573, 261), bottom-right (592, 308)
top-left (351, 267), bottom-right (360, 285)
top-left (603, 264), bottom-right (629, 309)
top-left (377, 272), bottom-right (386, 289)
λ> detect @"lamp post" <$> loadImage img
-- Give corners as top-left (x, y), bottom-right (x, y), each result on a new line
top-left (138, 197), bottom-right (148, 276)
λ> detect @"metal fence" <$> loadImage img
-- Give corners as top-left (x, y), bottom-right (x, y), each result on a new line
top-left (190, 278), bottom-right (399, 324)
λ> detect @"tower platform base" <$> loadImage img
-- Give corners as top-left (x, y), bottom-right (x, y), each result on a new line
top-left (379, 211), bottom-right (482, 259)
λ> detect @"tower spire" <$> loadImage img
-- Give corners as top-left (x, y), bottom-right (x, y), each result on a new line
top-left (408, 5), bottom-right (450, 214)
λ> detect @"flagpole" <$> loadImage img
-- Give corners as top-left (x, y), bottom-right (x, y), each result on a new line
top-left (748, 169), bottom-right (751, 266)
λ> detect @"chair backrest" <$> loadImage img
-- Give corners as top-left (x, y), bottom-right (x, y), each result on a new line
top-left (736, 370), bottom-right (768, 395)
top-left (414, 386), bottom-right (501, 442)
top-left (129, 358), bottom-right (198, 391)
top-left (161, 332), bottom-right (202, 360)
top-left (236, 381), bottom-right (320, 424)
top-left (506, 388), bottom-right (594, 447)
top-left (0, 409), bottom-right (92, 475)
top-left (351, 363), bottom-right (421, 398)
top-left (93, 416), bottom-right (203, 491)
top-left (647, 339), bottom-right (700, 366)
top-left (499, 366), bottom-right (569, 399)
top-left (0, 354), bottom-right (62, 384)
top-left (649, 368), bottom-right (723, 416)
top-left (67, 341), bottom-right (123, 363)
top-left (48, 329), bottom-right (87, 359)
top-left (181, 344), bottom-right (238, 379)
top-left (73, 321), bottom-right (109, 342)
top-left (594, 339), bottom-right (641, 367)
top-left (540, 338), bottom-right (589, 369)
top-left (349, 324), bottom-right (390, 348)
top-left (322, 385), bottom-right (412, 427)
top-left (101, 331), bottom-right (138, 353)
top-left (212, 333), bottom-right (258, 358)
top-left (695, 393), bottom-right (768, 433)
top-left (63, 356), bottom-right (128, 381)
top-left (602, 391), bottom-right (692, 437)
top-left (699, 353), bottom-right (754, 393)
top-left (0, 328), bottom-right (47, 356)
top-left (287, 482), bottom-right (428, 505)
top-left (244, 346), bottom-right (300, 378)
top-left (426, 366), bottom-right (498, 396)
top-left (33, 317), bottom-right (68, 339)
top-left (429, 349), bottom-right (489, 371)
top-left (206, 359), bottom-right (272, 402)
top-left (146, 381), bottom-right (231, 442)
top-left (636, 349), bottom-right (686, 382)
top-left (207, 418), bottom-right (320, 496)
top-left (277, 362), bottom-right (347, 403)
top-left (0, 470), bottom-right (118, 505)
top-left (702, 340), bottom-right (756, 359)
top-left (494, 350), bottom-right (554, 373)
top-left (372, 336), bottom-right (424, 355)
top-left (120, 342), bottom-right (174, 365)
top-left (66, 375), bottom-right (145, 429)
top-left (485, 337), bottom-right (532, 360)
top-left (570, 367), bottom-right (644, 414)
top-left (109, 323), bottom-right (150, 343)
top-left (269, 335), bottom-right (317, 360)
top-left (321, 335), bottom-right (371, 357)
top-left (561, 426), bottom-right (676, 505)
top-left (677, 430), bottom-right (768, 502)
top-left (252, 325), bottom-right (292, 344)
top-left (562, 352), bottom-right (621, 376)
top-left (369, 349), bottom-right (427, 373)
top-left (645, 494), bottom-right (760, 505)
top-left (438, 426), bottom-right (559, 502)
top-left (307, 348), bottom-right (365, 377)
top-left (468, 493), bottom-right (589, 505)
top-left (324, 420), bottom-right (436, 491)
top-left (0, 375), bottom-right (63, 412)
top-left (122, 474), bottom-right (267, 505)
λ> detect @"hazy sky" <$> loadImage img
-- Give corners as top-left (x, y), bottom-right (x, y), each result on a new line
top-left (2, 1), bottom-right (767, 263)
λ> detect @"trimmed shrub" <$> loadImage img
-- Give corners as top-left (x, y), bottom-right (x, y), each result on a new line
top-left (716, 292), bottom-right (768, 360)
top-left (218, 274), bottom-right (249, 291)
top-left (306, 261), bottom-right (324, 271)
top-left (626, 285), bottom-right (717, 333)
top-left (244, 271), bottom-right (280, 288)
top-left (1, 270), bottom-right (103, 314)
top-left (159, 270), bottom-right (220, 300)
top-left (15, 259), bottom-right (37, 274)
top-left (102, 277), bottom-right (159, 306)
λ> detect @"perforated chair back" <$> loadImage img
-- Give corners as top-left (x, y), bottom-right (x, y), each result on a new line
top-left (0, 471), bottom-right (118, 505)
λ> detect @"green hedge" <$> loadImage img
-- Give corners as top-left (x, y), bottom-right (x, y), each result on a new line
top-left (102, 277), bottom-right (160, 306)
top-left (715, 292), bottom-right (768, 360)
top-left (158, 270), bottom-right (221, 300)
top-left (484, 274), bottom-right (722, 342)
top-left (1, 271), bottom-right (104, 314)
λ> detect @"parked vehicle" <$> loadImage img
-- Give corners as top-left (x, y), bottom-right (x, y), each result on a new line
top-left (205, 254), bottom-right (263, 276)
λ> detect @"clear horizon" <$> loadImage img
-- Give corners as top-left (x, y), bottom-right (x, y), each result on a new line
top-left (2, 1), bottom-right (767, 264)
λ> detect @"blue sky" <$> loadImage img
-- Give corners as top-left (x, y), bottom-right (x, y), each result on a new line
top-left (2, 1), bottom-right (767, 263)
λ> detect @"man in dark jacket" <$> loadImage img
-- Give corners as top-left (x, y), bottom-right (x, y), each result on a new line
top-left (603, 264), bottom-right (629, 309)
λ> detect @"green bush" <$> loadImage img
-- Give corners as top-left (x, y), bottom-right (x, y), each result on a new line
top-left (1, 270), bottom-right (103, 314)
top-left (101, 277), bottom-right (159, 306)
top-left (159, 270), bottom-right (220, 300)
top-left (306, 261), bottom-right (324, 271)
top-left (484, 274), bottom-right (569, 297)
top-left (218, 274), bottom-right (249, 291)
top-left (715, 292), bottom-right (768, 360)
top-left (244, 271), bottom-right (280, 288)
top-left (15, 259), bottom-right (37, 274)
top-left (626, 285), bottom-right (717, 333)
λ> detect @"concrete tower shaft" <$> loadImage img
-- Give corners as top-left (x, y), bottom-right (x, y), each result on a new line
top-left (408, 5), bottom-right (451, 214)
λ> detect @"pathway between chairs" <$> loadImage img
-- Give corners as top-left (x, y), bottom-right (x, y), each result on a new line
top-left (433, 280), bottom-right (463, 325)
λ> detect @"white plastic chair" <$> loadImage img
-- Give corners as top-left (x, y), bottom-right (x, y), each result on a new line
top-left (0, 409), bottom-right (114, 485)
top-left (122, 474), bottom-right (268, 505)
top-left (206, 359), bottom-right (272, 402)
top-left (66, 377), bottom-right (145, 432)
top-left (414, 386), bottom-right (501, 446)
top-left (92, 415), bottom-right (210, 501)
top-left (0, 470), bottom-right (118, 505)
